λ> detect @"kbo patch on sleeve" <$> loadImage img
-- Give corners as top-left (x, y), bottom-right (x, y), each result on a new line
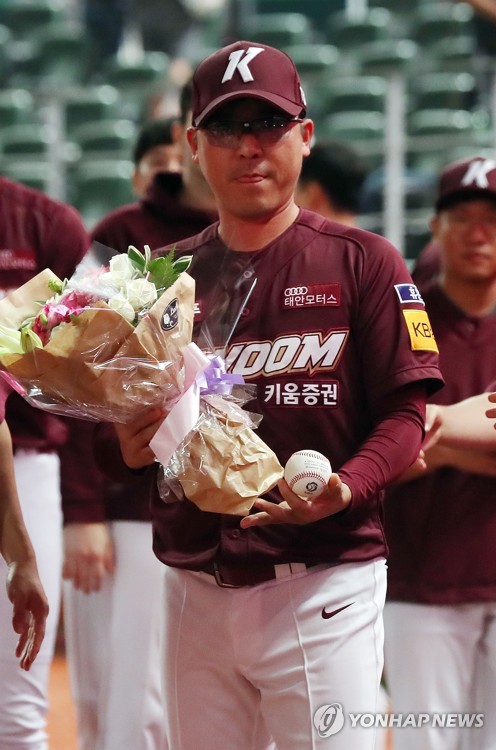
top-left (402, 310), bottom-right (439, 352)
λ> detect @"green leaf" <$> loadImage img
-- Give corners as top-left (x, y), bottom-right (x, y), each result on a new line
top-left (20, 326), bottom-right (43, 353)
top-left (146, 251), bottom-right (177, 291)
top-left (173, 255), bottom-right (192, 275)
top-left (127, 245), bottom-right (146, 273)
top-left (0, 323), bottom-right (23, 354)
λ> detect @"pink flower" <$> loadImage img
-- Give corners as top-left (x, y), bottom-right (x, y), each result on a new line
top-left (32, 290), bottom-right (98, 344)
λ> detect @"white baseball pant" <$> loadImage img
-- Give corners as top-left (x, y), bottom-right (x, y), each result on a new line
top-left (162, 557), bottom-right (387, 750)
top-left (384, 600), bottom-right (496, 750)
top-left (63, 520), bottom-right (167, 750)
top-left (0, 451), bottom-right (62, 750)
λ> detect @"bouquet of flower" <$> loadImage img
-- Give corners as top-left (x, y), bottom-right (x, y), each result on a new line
top-left (0, 246), bottom-right (194, 423)
top-left (0, 246), bottom-right (283, 515)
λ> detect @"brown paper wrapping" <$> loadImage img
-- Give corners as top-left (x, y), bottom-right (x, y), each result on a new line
top-left (173, 396), bottom-right (284, 516)
top-left (0, 270), bottom-right (196, 422)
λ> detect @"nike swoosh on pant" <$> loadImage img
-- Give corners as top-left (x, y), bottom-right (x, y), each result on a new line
top-left (321, 602), bottom-right (355, 620)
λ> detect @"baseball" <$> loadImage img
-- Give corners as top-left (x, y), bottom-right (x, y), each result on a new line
top-left (284, 450), bottom-right (332, 499)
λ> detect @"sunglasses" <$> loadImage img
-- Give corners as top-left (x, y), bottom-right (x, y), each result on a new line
top-left (197, 116), bottom-right (304, 149)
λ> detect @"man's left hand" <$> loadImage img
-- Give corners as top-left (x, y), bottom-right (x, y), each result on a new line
top-left (240, 474), bottom-right (351, 528)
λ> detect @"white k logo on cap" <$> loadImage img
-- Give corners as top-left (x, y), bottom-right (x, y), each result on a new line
top-left (221, 47), bottom-right (264, 83)
top-left (461, 159), bottom-right (496, 189)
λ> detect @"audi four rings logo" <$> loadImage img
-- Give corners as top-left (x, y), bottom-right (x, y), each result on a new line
top-left (285, 286), bottom-right (308, 296)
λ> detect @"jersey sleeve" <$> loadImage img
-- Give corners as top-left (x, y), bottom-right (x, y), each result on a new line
top-left (354, 232), bottom-right (443, 403)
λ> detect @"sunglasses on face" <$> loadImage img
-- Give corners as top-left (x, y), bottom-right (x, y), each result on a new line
top-left (197, 115), bottom-right (304, 148)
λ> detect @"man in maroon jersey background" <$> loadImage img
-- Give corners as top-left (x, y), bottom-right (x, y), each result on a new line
top-left (384, 156), bottom-right (496, 750)
top-left (0, 177), bottom-right (94, 749)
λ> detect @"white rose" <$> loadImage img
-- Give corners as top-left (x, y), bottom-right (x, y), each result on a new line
top-left (108, 293), bottom-right (136, 322)
top-left (100, 254), bottom-right (139, 291)
top-left (109, 253), bottom-right (137, 278)
top-left (125, 278), bottom-right (158, 310)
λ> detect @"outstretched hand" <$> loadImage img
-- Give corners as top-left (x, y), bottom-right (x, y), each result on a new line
top-left (6, 559), bottom-right (49, 671)
top-left (240, 473), bottom-right (352, 528)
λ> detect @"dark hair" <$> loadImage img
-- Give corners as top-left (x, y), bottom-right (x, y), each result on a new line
top-left (132, 117), bottom-right (177, 165)
top-left (299, 140), bottom-right (368, 214)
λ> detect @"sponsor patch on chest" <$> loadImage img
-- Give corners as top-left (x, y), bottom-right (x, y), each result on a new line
top-left (282, 283), bottom-right (341, 309)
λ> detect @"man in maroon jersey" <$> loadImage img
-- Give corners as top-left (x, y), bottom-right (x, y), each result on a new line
top-left (384, 156), bottom-right (496, 750)
top-left (104, 41), bottom-right (443, 750)
top-left (0, 177), bottom-right (93, 749)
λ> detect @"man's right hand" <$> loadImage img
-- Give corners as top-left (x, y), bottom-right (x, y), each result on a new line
top-left (115, 406), bottom-right (166, 469)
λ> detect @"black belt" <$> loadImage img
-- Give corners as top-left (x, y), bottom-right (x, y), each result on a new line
top-left (200, 561), bottom-right (320, 588)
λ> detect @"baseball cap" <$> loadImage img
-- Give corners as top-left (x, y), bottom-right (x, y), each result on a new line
top-left (435, 155), bottom-right (496, 211)
top-left (191, 40), bottom-right (307, 127)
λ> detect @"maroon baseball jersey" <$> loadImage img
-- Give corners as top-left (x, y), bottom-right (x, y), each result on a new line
top-left (143, 208), bottom-right (443, 569)
top-left (385, 284), bottom-right (496, 604)
top-left (0, 177), bottom-right (90, 453)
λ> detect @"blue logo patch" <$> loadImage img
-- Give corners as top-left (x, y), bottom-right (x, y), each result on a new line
top-left (394, 284), bottom-right (424, 305)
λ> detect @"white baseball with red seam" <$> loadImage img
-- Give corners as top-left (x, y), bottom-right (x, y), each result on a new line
top-left (284, 450), bottom-right (332, 498)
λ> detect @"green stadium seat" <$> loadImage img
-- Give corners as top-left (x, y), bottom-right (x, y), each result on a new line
top-left (71, 160), bottom-right (135, 230)
top-left (256, 0), bottom-right (345, 30)
top-left (30, 23), bottom-right (93, 89)
top-left (283, 44), bottom-right (340, 116)
top-left (70, 119), bottom-right (137, 160)
top-left (367, 0), bottom-right (412, 12)
top-left (356, 39), bottom-right (418, 76)
top-left (410, 3), bottom-right (474, 49)
top-left (317, 111), bottom-right (385, 169)
top-left (408, 108), bottom-right (484, 138)
top-left (325, 8), bottom-right (392, 50)
top-left (284, 43), bottom-right (339, 80)
top-left (241, 13), bottom-right (313, 49)
top-left (0, 24), bottom-right (13, 83)
top-left (0, 123), bottom-right (55, 160)
top-left (283, 44), bottom-right (340, 118)
top-left (64, 86), bottom-right (121, 137)
top-left (0, 161), bottom-right (52, 192)
top-left (0, 88), bottom-right (35, 126)
top-left (0, 0), bottom-right (64, 40)
top-left (320, 76), bottom-right (388, 118)
top-left (101, 52), bottom-right (170, 120)
top-left (409, 72), bottom-right (475, 113)
top-left (426, 35), bottom-right (475, 73)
